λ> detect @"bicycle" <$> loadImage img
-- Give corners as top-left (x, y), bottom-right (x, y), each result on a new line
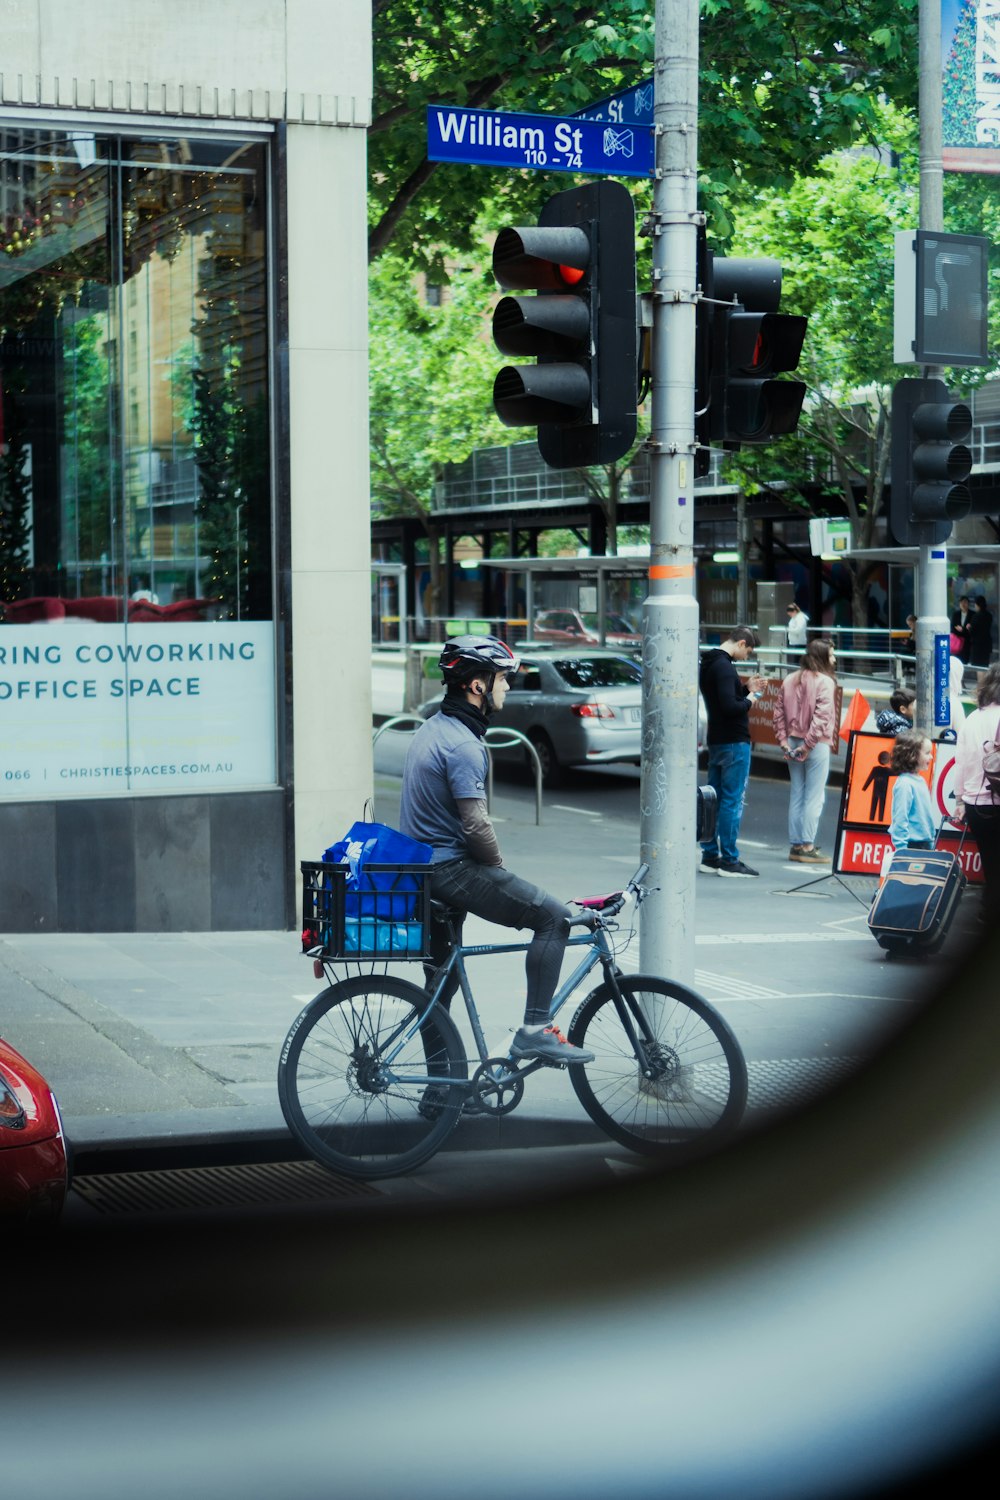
top-left (279, 862), bottom-right (748, 1181)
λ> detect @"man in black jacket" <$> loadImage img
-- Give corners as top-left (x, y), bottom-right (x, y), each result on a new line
top-left (699, 627), bottom-right (765, 877)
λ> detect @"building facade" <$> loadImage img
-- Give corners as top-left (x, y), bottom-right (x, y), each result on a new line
top-left (0, 1), bottom-right (374, 931)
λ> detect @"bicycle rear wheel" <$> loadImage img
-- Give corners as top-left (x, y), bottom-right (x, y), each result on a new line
top-left (567, 976), bottom-right (748, 1158)
top-left (278, 974), bottom-right (467, 1180)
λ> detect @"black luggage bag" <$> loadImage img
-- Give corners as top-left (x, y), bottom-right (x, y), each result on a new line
top-left (867, 846), bottom-right (966, 956)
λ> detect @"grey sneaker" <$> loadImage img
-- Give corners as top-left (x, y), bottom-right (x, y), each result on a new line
top-left (717, 859), bottom-right (759, 878)
top-left (699, 852), bottom-right (722, 874)
top-left (510, 1023), bottom-right (594, 1065)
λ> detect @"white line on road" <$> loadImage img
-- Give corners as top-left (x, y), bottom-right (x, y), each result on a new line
top-left (550, 804), bottom-right (603, 817)
top-left (694, 930), bottom-right (870, 945)
top-left (615, 955), bottom-right (909, 1003)
top-left (694, 971), bottom-right (786, 1000)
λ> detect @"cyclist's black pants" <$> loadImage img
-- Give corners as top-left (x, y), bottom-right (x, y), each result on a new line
top-left (424, 857), bottom-right (571, 1026)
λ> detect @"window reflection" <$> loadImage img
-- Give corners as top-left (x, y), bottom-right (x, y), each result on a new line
top-left (0, 129), bottom-right (271, 624)
top-left (0, 129), bottom-right (276, 797)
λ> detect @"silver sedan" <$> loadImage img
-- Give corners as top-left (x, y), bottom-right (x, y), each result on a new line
top-left (422, 650), bottom-right (643, 786)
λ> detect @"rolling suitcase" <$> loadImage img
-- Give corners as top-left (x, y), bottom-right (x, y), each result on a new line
top-left (867, 842), bottom-right (966, 956)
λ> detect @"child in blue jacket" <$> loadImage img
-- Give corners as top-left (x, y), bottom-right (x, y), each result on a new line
top-left (888, 732), bottom-right (937, 850)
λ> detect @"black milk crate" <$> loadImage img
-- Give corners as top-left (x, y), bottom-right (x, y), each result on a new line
top-left (300, 860), bottom-right (432, 960)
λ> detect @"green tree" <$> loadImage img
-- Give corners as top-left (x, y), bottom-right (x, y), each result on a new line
top-left (721, 117), bottom-right (1000, 624)
top-left (370, 0), bottom-right (917, 267)
top-left (62, 313), bottom-right (114, 579)
top-left (369, 251), bottom-right (522, 623)
top-left (0, 387), bottom-right (32, 601)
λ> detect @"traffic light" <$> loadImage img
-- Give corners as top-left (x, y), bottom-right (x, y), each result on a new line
top-left (889, 378), bottom-right (973, 545)
top-left (491, 179), bottom-right (637, 470)
top-left (695, 247), bottom-right (807, 459)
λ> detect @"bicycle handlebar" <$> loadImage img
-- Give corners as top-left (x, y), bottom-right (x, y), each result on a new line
top-left (568, 865), bottom-right (650, 928)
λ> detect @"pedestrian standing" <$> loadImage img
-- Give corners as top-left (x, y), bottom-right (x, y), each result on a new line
top-left (951, 595), bottom-right (973, 664)
top-left (953, 662), bottom-right (1000, 924)
top-left (888, 732), bottom-right (936, 851)
top-left (772, 639), bottom-right (838, 864)
top-left (967, 595), bottom-right (993, 673)
top-left (699, 627), bottom-right (766, 878)
top-left (785, 601), bottom-right (809, 650)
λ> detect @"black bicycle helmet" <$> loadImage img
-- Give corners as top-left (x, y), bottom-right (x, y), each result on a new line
top-left (439, 634), bottom-right (520, 681)
top-left (439, 636), bottom-right (520, 709)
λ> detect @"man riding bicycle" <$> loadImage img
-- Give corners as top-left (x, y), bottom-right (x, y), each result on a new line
top-left (399, 634), bottom-right (592, 1064)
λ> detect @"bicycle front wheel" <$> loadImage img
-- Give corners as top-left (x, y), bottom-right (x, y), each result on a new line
top-left (567, 976), bottom-right (748, 1159)
top-left (278, 975), bottom-right (467, 1180)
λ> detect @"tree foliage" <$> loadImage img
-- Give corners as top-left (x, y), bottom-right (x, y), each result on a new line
top-left (368, 251), bottom-right (513, 520)
top-left (720, 111), bottom-right (1000, 620)
top-left (370, 0), bottom-right (918, 268)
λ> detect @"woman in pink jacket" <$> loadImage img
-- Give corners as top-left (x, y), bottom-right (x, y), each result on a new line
top-left (772, 639), bottom-right (839, 864)
top-left (953, 662), bottom-right (1000, 923)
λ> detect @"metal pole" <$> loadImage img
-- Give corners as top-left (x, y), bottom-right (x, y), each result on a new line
top-left (639, 0), bottom-right (700, 983)
top-left (736, 492), bottom-right (750, 627)
top-left (915, 0), bottom-right (949, 736)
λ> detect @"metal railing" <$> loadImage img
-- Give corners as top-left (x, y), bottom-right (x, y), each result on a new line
top-left (702, 625), bottom-right (916, 685)
top-left (371, 715), bottom-right (543, 825)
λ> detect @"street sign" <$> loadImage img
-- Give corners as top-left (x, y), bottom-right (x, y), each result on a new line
top-left (426, 104), bottom-right (653, 178)
top-left (934, 632), bottom-right (951, 727)
top-left (573, 77), bottom-right (654, 126)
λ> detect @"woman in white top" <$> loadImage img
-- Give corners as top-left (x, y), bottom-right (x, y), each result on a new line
top-left (953, 662), bottom-right (1000, 923)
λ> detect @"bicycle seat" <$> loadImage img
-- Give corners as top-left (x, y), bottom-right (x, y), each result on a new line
top-left (571, 891), bottom-right (623, 911)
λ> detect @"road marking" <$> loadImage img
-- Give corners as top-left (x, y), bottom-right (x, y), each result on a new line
top-left (550, 804), bottom-right (603, 817)
top-left (694, 971), bottom-right (785, 1000)
top-left (694, 930), bottom-right (870, 945)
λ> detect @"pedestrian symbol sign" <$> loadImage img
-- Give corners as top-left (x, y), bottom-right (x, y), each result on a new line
top-left (834, 731), bottom-right (982, 882)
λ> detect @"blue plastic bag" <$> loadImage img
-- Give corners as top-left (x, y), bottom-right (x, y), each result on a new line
top-left (323, 821), bottom-right (432, 919)
top-left (343, 919), bottom-right (425, 955)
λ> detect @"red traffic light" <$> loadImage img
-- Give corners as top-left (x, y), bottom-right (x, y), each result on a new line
top-left (492, 226), bottom-right (590, 292)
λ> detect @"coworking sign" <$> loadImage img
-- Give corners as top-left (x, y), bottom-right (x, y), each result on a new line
top-left (426, 103), bottom-right (653, 178)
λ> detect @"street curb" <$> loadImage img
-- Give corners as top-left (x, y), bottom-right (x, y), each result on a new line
top-left (66, 1108), bottom-right (604, 1177)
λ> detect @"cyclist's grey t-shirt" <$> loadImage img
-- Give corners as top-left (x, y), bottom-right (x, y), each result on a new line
top-left (399, 712), bottom-right (488, 862)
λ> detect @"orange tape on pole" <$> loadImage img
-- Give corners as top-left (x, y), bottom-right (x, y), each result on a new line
top-left (648, 563), bottom-right (695, 579)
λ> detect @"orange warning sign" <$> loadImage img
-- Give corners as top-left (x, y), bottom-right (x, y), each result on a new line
top-left (840, 731), bottom-right (933, 829)
top-left (834, 731), bottom-right (983, 883)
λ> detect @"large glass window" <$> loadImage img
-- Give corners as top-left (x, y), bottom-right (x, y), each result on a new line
top-left (0, 127), bottom-right (275, 796)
